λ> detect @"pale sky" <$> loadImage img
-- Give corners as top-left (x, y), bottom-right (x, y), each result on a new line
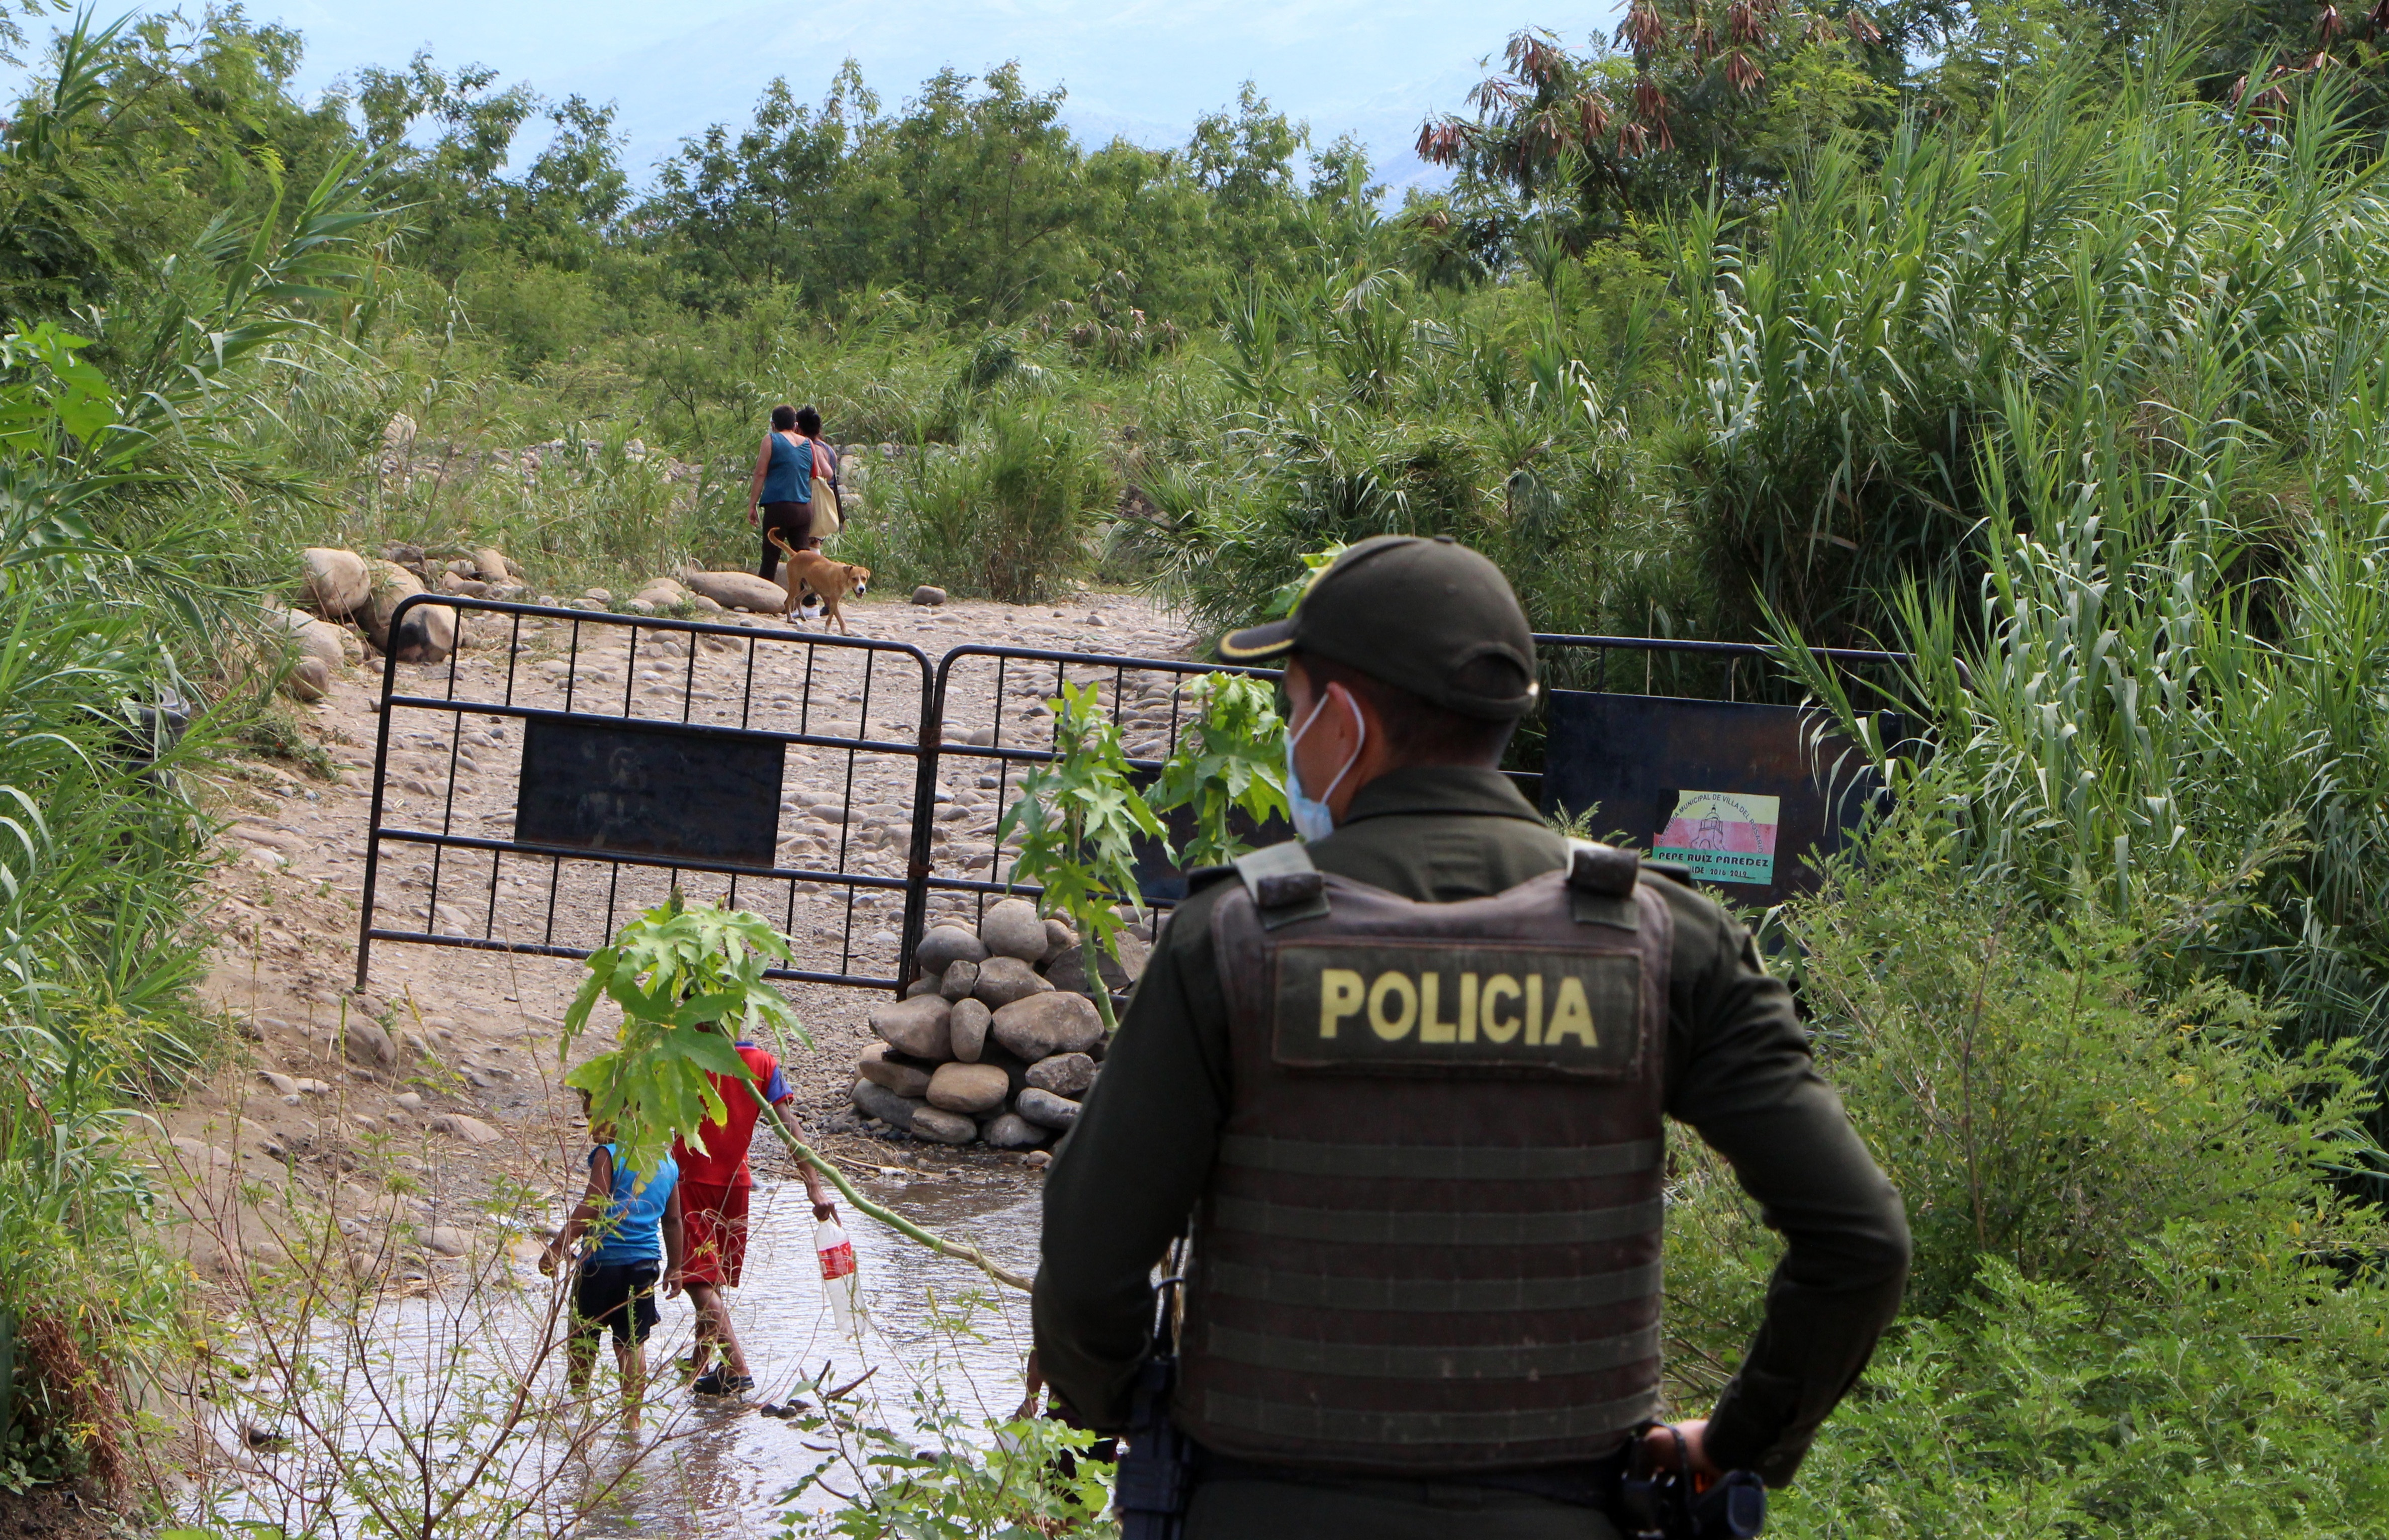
top-left (200, 1), bottom-right (1622, 189)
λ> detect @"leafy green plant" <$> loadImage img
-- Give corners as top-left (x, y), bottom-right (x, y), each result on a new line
top-left (559, 890), bottom-right (807, 1175)
top-left (877, 399), bottom-right (1114, 603)
top-left (782, 1291), bottom-right (1116, 1538)
top-left (0, 323), bottom-right (118, 455)
top-left (795, 1407), bottom-right (1115, 1540)
top-left (560, 892), bottom-right (1031, 1289)
top-left (1259, 539), bottom-right (1345, 619)
top-left (1147, 671), bottom-right (1289, 870)
top-left (996, 681), bottom-right (1167, 1033)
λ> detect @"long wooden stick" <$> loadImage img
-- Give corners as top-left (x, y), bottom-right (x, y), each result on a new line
top-left (746, 1081), bottom-right (1034, 1293)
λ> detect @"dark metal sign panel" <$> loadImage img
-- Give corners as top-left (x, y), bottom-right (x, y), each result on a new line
top-left (1128, 770), bottom-right (1296, 904)
top-left (515, 717), bottom-right (784, 870)
top-left (1538, 690), bottom-right (1884, 908)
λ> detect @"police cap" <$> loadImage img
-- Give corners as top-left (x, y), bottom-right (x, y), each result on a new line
top-left (1218, 535), bottom-right (1539, 720)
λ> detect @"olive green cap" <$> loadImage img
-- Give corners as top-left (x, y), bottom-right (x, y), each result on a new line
top-left (1218, 535), bottom-right (1539, 719)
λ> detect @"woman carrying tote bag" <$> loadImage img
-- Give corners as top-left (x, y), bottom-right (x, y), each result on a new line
top-left (795, 406), bottom-right (841, 541)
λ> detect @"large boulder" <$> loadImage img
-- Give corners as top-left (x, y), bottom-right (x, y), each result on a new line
top-left (635, 575), bottom-right (690, 605)
top-left (990, 991), bottom-right (1104, 1062)
top-left (300, 548), bottom-right (371, 617)
top-left (1025, 1052), bottom-right (1096, 1098)
top-left (472, 547), bottom-right (516, 585)
top-left (284, 654), bottom-right (332, 702)
top-left (430, 1112), bottom-right (504, 1145)
top-left (978, 898), bottom-right (1049, 962)
top-left (1041, 918), bottom-right (1078, 965)
top-left (948, 998), bottom-right (993, 1062)
top-left (851, 1078), bottom-right (924, 1131)
top-left (980, 1041), bottom-right (1034, 1099)
top-left (972, 956), bottom-right (1052, 1009)
top-left (983, 1112), bottom-right (1049, 1150)
top-left (269, 605), bottom-right (347, 673)
top-left (363, 561), bottom-right (455, 663)
top-left (1014, 1087), bottom-right (1082, 1132)
top-left (274, 604), bottom-right (346, 703)
top-left (913, 924), bottom-right (989, 976)
top-left (857, 1044), bottom-right (933, 1099)
top-left (909, 1106), bottom-right (977, 1145)
top-left (683, 568), bottom-right (788, 613)
top-left (1047, 933), bottom-right (1149, 997)
top-left (926, 1062), bottom-right (1010, 1115)
top-left (869, 995), bottom-right (952, 1062)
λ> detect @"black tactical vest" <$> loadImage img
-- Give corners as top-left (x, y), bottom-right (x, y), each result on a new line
top-left (1173, 838), bottom-right (1672, 1473)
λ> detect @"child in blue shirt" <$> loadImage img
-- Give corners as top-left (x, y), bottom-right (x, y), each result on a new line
top-left (540, 1107), bottom-right (686, 1423)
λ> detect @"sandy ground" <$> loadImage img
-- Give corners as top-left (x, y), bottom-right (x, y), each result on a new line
top-left (157, 587), bottom-right (1194, 1282)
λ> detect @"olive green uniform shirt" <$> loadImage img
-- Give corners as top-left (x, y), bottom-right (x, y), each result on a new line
top-left (1034, 765), bottom-right (1909, 1487)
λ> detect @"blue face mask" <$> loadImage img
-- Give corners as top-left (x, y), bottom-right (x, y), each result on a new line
top-left (1285, 689), bottom-right (1365, 844)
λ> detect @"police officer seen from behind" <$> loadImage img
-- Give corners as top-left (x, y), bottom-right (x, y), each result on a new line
top-left (1032, 535), bottom-right (1911, 1538)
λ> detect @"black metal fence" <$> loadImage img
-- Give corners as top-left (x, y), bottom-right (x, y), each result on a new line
top-left (1526, 634), bottom-right (1912, 906)
top-left (356, 605), bottom-right (1901, 996)
top-left (915, 644), bottom-right (1285, 938)
top-left (356, 595), bottom-right (939, 991)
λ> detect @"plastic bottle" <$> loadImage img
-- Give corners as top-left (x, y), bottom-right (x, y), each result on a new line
top-left (816, 1215), bottom-right (863, 1339)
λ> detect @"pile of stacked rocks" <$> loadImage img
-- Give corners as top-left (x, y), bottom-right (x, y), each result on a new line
top-left (848, 898), bottom-right (1125, 1149)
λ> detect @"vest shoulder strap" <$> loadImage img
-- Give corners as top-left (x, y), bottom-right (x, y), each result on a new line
top-left (1565, 839), bottom-right (1644, 930)
top-left (1565, 839), bottom-right (1640, 895)
top-left (1643, 859), bottom-right (1696, 889)
top-left (1229, 841), bottom-right (1330, 929)
top-left (1184, 862), bottom-right (1238, 894)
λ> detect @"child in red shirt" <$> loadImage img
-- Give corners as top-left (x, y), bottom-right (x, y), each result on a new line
top-left (674, 1029), bottom-right (837, 1395)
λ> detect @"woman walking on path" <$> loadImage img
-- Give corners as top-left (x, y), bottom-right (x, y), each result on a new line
top-left (794, 406), bottom-right (841, 543)
top-left (748, 404), bottom-right (812, 581)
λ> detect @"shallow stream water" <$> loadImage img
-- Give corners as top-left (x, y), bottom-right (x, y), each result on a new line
top-left (578, 1172), bottom-right (1044, 1535)
top-left (203, 1169), bottom-right (1044, 1540)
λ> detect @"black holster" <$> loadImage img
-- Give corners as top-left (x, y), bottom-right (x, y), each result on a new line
top-left (1113, 1268), bottom-right (1193, 1540)
top-left (1114, 1349), bottom-right (1192, 1540)
top-left (1617, 1422), bottom-right (1767, 1539)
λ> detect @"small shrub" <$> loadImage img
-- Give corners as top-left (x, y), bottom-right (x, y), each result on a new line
top-left (882, 402), bottom-right (1114, 603)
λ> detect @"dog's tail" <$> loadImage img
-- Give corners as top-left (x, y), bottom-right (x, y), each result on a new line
top-left (768, 528), bottom-right (800, 558)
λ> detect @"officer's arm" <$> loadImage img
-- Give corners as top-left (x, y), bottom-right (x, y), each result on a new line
top-left (1662, 885), bottom-right (1912, 1486)
top-left (1033, 887), bottom-right (1234, 1428)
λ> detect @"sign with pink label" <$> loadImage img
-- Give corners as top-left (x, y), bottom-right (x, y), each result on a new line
top-left (1653, 790), bottom-right (1781, 886)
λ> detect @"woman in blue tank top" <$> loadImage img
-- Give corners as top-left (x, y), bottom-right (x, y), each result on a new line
top-left (747, 404), bottom-right (814, 580)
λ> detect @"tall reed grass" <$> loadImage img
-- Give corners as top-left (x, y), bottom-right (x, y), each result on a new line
top-left (1759, 62), bottom-right (2389, 1115)
top-left (1683, 48), bottom-right (2389, 647)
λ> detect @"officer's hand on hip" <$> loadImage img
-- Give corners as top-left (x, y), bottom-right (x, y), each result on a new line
top-left (1641, 1418), bottom-right (1720, 1480)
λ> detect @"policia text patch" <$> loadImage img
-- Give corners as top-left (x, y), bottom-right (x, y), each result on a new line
top-left (1270, 941), bottom-right (1642, 1077)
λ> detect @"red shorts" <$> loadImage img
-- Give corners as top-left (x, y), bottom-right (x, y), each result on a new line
top-left (679, 1179), bottom-right (752, 1288)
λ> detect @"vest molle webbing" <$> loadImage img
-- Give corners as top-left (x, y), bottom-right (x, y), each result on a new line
top-left (1176, 840), bottom-right (1673, 1473)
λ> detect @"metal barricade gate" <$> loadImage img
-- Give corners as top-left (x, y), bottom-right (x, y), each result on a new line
top-left (356, 594), bottom-right (941, 993)
top-left (355, 599), bottom-right (1288, 998)
top-left (353, 604), bottom-right (1902, 996)
top-left (1528, 634), bottom-right (1911, 908)
top-left (916, 644), bottom-right (1284, 937)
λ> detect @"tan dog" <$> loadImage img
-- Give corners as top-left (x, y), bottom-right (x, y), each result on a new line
top-left (768, 529), bottom-right (871, 634)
